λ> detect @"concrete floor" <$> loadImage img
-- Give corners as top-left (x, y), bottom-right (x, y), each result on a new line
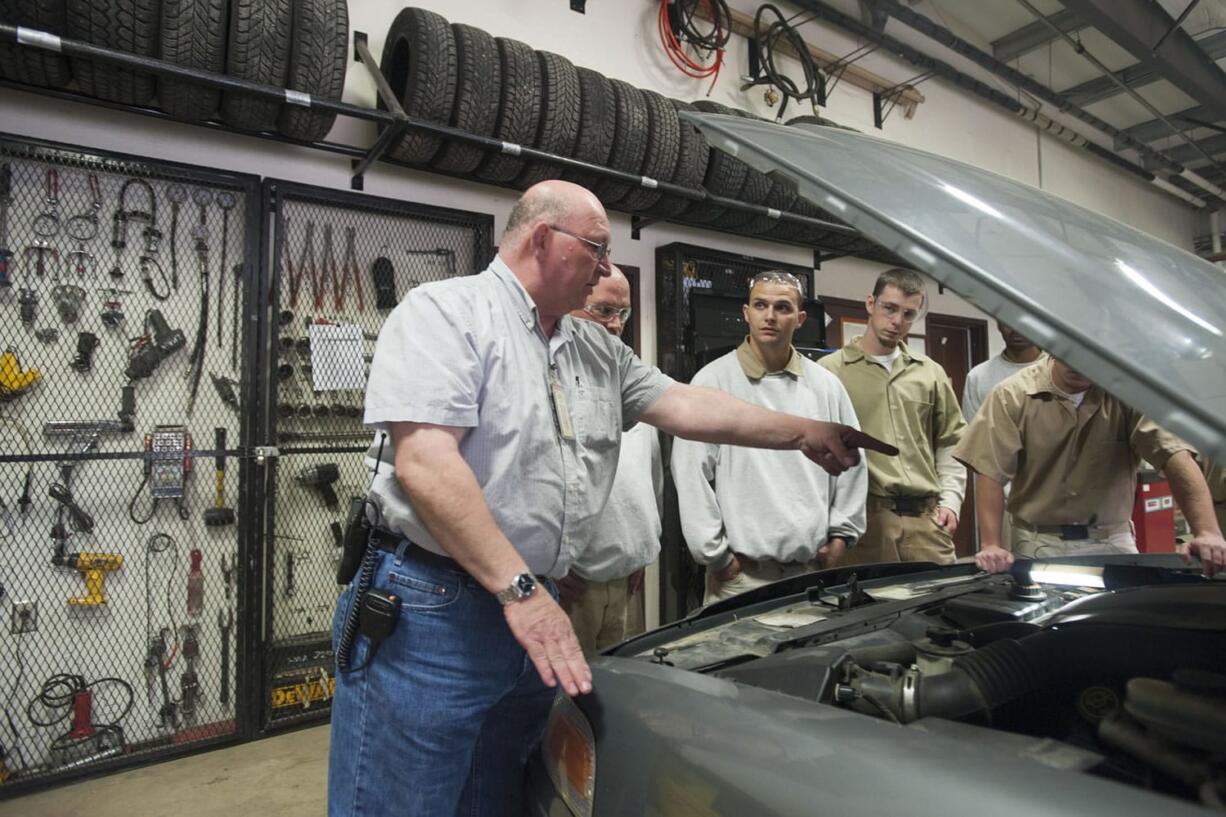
top-left (0, 725), bottom-right (329, 817)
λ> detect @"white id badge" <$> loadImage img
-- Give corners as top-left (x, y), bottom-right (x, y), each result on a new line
top-left (549, 375), bottom-right (576, 441)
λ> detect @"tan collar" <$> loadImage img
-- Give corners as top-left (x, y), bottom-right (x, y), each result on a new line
top-left (1024, 358), bottom-right (1100, 406)
top-left (736, 337), bottom-right (804, 380)
top-left (840, 335), bottom-right (919, 366)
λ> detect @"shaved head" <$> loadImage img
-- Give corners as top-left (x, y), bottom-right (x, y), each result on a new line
top-left (499, 180), bottom-right (613, 332)
top-left (503, 180), bottom-right (605, 243)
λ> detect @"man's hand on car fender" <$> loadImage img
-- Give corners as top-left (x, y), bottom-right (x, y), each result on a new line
top-left (975, 544), bottom-right (1014, 573)
top-left (504, 592), bottom-right (592, 696)
top-left (1182, 532), bottom-right (1226, 577)
top-left (802, 422), bottom-right (898, 475)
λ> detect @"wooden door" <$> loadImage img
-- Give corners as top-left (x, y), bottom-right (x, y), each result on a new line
top-left (924, 313), bottom-right (987, 557)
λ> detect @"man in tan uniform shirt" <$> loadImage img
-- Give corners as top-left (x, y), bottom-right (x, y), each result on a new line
top-left (1204, 458), bottom-right (1226, 538)
top-left (820, 269), bottom-right (966, 565)
top-left (955, 358), bottom-right (1226, 576)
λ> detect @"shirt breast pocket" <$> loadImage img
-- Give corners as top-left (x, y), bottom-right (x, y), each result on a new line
top-left (574, 395), bottom-right (620, 453)
top-left (902, 396), bottom-right (933, 436)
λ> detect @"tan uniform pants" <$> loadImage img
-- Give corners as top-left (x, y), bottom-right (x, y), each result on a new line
top-left (1011, 526), bottom-right (1137, 559)
top-left (704, 557), bottom-right (818, 605)
top-left (843, 501), bottom-right (956, 567)
top-left (565, 575), bottom-right (637, 657)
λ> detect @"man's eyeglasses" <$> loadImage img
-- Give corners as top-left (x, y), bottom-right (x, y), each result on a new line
top-left (583, 302), bottom-right (632, 323)
top-left (549, 225), bottom-right (611, 263)
top-left (874, 300), bottom-right (922, 323)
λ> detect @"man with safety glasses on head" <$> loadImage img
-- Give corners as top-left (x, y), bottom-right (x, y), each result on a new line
top-left (820, 268), bottom-right (967, 566)
top-left (673, 270), bottom-right (867, 603)
top-left (558, 265), bottom-right (663, 654)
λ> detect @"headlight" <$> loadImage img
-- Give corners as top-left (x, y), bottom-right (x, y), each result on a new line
top-left (542, 694), bottom-right (596, 817)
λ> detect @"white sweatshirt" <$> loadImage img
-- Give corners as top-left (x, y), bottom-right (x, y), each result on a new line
top-left (571, 423), bottom-right (663, 582)
top-left (671, 345), bottom-right (868, 570)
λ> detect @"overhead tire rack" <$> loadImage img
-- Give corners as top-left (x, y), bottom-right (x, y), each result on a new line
top-left (0, 22), bottom-right (870, 265)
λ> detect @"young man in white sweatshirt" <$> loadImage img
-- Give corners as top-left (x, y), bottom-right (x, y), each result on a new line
top-left (672, 271), bottom-right (867, 603)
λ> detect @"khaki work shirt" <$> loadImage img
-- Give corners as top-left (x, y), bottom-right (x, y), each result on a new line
top-left (819, 338), bottom-right (965, 499)
top-left (954, 360), bottom-right (1193, 528)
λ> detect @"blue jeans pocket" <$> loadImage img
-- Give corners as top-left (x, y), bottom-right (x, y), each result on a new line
top-left (387, 567), bottom-right (465, 610)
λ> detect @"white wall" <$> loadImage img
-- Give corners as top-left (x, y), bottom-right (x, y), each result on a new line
top-left (1, 0), bottom-right (1201, 365)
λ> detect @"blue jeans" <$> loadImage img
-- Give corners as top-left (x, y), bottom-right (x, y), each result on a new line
top-left (328, 546), bottom-right (558, 817)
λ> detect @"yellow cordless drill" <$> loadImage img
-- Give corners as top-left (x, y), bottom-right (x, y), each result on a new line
top-left (53, 551), bottom-right (123, 606)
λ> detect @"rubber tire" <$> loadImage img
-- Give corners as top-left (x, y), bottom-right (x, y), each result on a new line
top-left (710, 156), bottom-right (771, 231)
top-left (475, 37), bottom-right (539, 183)
top-left (685, 98), bottom-right (749, 224)
top-left (786, 114), bottom-right (858, 132)
top-left (562, 67), bottom-right (615, 189)
top-left (591, 79), bottom-right (648, 206)
top-left (277, 0), bottom-right (348, 142)
top-left (380, 7), bottom-right (456, 166)
top-left (514, 50), bottom-right (581, 189)
top-left (66, 0), bottom-right (159, 105)
top-left (641, 99), bottom-right (709, 220)
top-left (0, 0), bottom-right (71, 88)
top-left (430, 23), bottom-right (500, 174)
top-left (740, 170), bottom-right (800, 235)
top-left (616, 88), bottom-right (679, 211)
top-left (220, 0), bottom-right (292, 132)
top-left (158, 0), bottom-right (227, 123)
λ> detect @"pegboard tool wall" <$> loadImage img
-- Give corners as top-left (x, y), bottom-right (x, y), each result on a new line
top-left (258, 179), bottom-right (492, 728)
top-left (0, 133), bottom-right (261, 788)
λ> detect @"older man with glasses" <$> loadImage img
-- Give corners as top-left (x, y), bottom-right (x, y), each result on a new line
top-left (819, 268), bottom-right (967, 566)
top-left (557, 265), bottom-right (663, 654)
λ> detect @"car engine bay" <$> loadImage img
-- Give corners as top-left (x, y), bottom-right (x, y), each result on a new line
top-left (636, 564), bottom-right (1226, 810)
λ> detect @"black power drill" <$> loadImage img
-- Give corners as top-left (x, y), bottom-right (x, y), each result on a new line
top-left (296, 463), bottom-right (340, 510)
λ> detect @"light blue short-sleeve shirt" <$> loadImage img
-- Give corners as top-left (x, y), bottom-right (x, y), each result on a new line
top-left (362, 257), bottom-right (674, 578)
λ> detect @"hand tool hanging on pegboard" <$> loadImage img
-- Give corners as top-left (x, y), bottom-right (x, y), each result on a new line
top-left (185, 190), bottom-right (212, 416)
top-left (216, 192), bottom-right (236, 349)
top-left (316, 223), bottom-right (339, 311)
top-left (112, 178), bottom-right (170, 299)
top-left (210, 372), bottom-right (240, 414)
top-left (230, 263), bottom-right (243, 370)
top-left (203, 427), bottom-right (235, 527)
top-left (128, 424), bottom-right (192, 524)
top-left (218, 607), bottom-right (233, 707)
top-left (166, 185), bottom-right (187, 292)
top-left (143, 532), bottom-right (180, 729)
top-left (22, 242), bottom-right (58, 280)
top-left (33, 167), bottom-right (61, 238)
top-left (0, 163), bottom-right (13, 288)
top-left (64, 175), bottom-right (101, 279)
top-left (98, 286), bottom-right (132, 329)
top-left (186, 547), bottom-right (204, 618)
top-left (286, 219), bottom-right (316, 310)
top-left (337, 226), bottom-right (365, 312)
top-left (179, 624), bottom-right (201, 725)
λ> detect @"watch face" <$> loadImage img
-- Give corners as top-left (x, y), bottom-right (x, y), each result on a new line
top-left (516, 573), bottom-right (537, 597)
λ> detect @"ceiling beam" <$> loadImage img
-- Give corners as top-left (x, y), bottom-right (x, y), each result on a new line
top-left (991, 9), bottom-right (1085, 62)
top-left (1116, 104), bottom-right (1216, 147)
top-left (1055, 4), bottom-right (1226, 111)
top-left (1151, 132), bottom-right (1226, 167)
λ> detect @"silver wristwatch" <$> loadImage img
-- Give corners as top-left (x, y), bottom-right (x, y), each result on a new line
top-left (496, 572), bottom-right (538, 605)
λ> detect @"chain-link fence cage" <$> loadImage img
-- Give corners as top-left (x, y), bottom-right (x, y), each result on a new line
top-left (0, 133), bottom-right (261, 789)
top-left (258, 179), bottom-right (493, 730)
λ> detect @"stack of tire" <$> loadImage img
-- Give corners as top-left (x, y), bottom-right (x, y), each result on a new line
top-left (0, 0), bottom-right (348, 142)
top-left (378, 6), bottom-right (893, 258)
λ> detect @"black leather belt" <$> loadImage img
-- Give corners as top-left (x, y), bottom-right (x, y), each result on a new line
top-left (868, 495), bottom-right (938, 516)
top-left (1017, 521), bottom-right (1091, 540)
top-left (369, 528), bottom-right (464, 572)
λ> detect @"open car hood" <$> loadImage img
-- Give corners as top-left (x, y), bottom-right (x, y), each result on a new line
top-left (681, 112), bottom-right (1226, 461)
